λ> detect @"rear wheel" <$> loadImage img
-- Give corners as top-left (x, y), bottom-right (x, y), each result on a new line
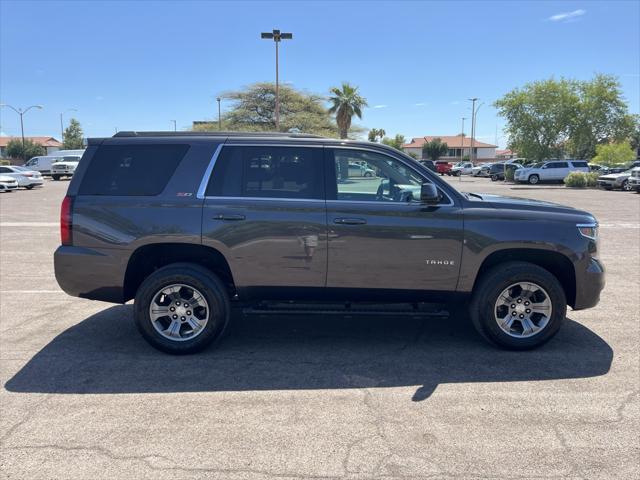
top-left (469, 262), bottom-right (566, 350)
top-left (528, 175), bottom-right (540, 185)
top-left (491, 174), bottom-right (499, 181)
top-left (52, 175), bottom-right (61, 181)
top-left (25, 185), bottom-right (34, 190)
top-left (134, 263), bottom-right (230, 354)
top-left (622, 180), bottom-right (632, 191)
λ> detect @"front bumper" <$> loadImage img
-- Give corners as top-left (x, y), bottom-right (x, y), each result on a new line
top-left (597, 179), bottom-right (620, 189)
top-left (573, 257), bottom-right (605, 310)
top-left (0, 183), bottom-right (18, 191)
top-left (54, 245), bottom-right (128, 303)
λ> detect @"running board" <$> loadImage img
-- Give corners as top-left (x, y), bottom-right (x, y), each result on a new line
top-left (241, 301), bottom-right (449, 317)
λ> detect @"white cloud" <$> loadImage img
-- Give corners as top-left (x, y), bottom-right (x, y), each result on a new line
top-left (372, 104), bottom-right (387, 109)
top-left (548, 9), bottom-right (586, 22)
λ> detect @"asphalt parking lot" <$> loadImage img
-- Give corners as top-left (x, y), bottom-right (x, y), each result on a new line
top-left (1, 177), bottom-right (638, 479)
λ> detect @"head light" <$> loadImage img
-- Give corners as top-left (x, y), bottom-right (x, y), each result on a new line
top-left (577, 223), bottom-right (598, 240)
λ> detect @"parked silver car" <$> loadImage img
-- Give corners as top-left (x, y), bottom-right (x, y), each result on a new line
top-left (0, 174), bottom-right (18, 192)
top-left (0, 165), bottom-right (44, 189)
top-left (597, 169), bottom-right (635, 191)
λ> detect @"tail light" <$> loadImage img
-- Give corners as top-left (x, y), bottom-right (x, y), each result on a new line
top-left (60, 195), bottom-right (74, 245)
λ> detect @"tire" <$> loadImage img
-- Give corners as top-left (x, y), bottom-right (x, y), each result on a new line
top-left (491, 174), bottom-right (499, 181)
top-left (25, 185), bottom-right (34, 190)
top-left (622, 180), bottom-right (632, 191)
top-left (469, 261), bottom-right (566, 350)
top-left (528, 175), bottom-right (539, 185)
top-left (52, 175), bottom-right (61, 181)
top-left (134, 263), bottom-right (230, 354)
top-left (364, 172), bottom-right (373, 177)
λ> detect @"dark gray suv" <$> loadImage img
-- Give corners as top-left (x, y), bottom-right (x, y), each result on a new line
top-left (54, 132), bottom-right (605, 354)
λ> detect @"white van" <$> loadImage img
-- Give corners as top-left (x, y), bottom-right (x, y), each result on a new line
top-left (24, 156), bottom-right (64, 175)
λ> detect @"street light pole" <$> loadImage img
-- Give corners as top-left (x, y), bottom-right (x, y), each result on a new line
top-left (460, 117), bottom-right (466, 160)
top-left (60, 108), bottom-right (78, 141)
top-left (261, 29), bottom-right (293, 131)
top-left (468, 98), bottom-right (478, 164)
top-left (170, 120), bottom-right (177, 132)
top-left (216, 97), bottom-right (222, 130)
top-left (1, 103), bottom-right (44, 149)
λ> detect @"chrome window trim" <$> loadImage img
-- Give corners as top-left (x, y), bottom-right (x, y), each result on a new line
top-left (196, 143), bottom-right (224, 199)
top-left (224, 143), bottom-right (324, 148)
top-left (203, 195), bottom-right (325, 203)
top-left (326, 197), bottom-right (454, 207)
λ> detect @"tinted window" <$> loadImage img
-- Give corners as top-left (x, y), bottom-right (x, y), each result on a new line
top-left (79, 144), bottom-right (188, 196)
top-left (0, 167), bottom-right (11, 173)
top-left (548, 162), bottom-right (568, 168)
top-left (571, 161), bottom-right (588, 168)
top-left (206, 146), bottom-right (323, 199)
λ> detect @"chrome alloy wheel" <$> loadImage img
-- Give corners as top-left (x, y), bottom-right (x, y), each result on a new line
top-left (149, 284), bottom-right (209, 342)
top-left (494, 282), bottom-right (552, 338)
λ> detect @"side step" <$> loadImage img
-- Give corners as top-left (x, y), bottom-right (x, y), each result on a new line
top-left (241, 301), bottom-right (449, 317)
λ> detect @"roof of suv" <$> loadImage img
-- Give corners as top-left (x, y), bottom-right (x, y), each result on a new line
top-left (88, 131), bottom-right (396, 152)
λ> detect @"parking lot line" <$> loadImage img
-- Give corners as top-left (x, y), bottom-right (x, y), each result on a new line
top-left (0, 222), bottom-right (59, 227)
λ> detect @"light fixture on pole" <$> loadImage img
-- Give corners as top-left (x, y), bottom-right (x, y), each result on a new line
top-left (261, 28), bottom-right (293, 131)
top-left (60, 108), bottom-right (78, 141)
top-left (216, 97), bottom-right (222, 130)
top-left (170, 120), bottom-right (177, 132)
top-left (0, 103), bottom-right (44, 150)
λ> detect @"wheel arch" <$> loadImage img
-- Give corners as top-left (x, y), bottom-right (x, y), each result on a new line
top-left (472, 248), bottom-right (576, 308)
top-left (123, 243), bottom-right (235, 302)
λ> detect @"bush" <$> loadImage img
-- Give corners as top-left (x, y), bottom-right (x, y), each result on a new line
top-left (505, 168), bottom-right (515, 181)
top-left (585, 172), bottom-right (599, 187)
top-left (564, 172), bottom-right (587, 188)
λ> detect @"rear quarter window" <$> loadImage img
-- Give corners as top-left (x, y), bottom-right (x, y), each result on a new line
top-left (571, 161), bottom-right (588, 168)
top-left (78, 144), bottom-right (189, 196)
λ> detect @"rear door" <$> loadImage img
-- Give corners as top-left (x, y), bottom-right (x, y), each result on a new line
top-left (325, 147), bottom-right (463, 292)
top-left (201, 143), bottom-right (327, 292)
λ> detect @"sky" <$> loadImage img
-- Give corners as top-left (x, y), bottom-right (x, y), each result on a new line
top-left (1, 0), bottom-right (639, 148)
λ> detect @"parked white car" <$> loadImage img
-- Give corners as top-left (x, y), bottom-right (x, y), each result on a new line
top-left (0, 165), bottom-right (44, 189)
top-left (0, 174), bottom-right (19, 192)
top-left (471, 163), bottom-right (490, 176)
top-left (450, 162), bottom-right (474, 176)
top-left (514, 160), bottom-right (589, 184)
top-left (51, 155), bottom-right (82, 180)
top-left (23, 155), bottom-right (63, 176)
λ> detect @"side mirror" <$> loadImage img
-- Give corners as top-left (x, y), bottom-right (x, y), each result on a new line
top-left (420, 183), bottom-right (440, 204)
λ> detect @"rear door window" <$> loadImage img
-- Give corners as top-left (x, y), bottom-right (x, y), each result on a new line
top-left (78, 144), bottom-right (189, 196)
top-left (571, 161), bottom-right (588, 168)
top-left (206, 146), bottom-right (323, 200)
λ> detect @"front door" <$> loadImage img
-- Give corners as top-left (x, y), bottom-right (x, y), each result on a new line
top-left (201, 144), bottom-right (327, 291)
top-left (325, 147), bottom-right (464, 292)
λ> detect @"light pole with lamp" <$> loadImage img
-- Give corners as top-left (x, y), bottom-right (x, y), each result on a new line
top-left (261, 29), bottom-right (293, 131)
top-left (170, 120), bottom-right (177, 132)
top-left (60, 108), bottom-right (78, 142)
top-left (0, 103), bottom-right (44, 150)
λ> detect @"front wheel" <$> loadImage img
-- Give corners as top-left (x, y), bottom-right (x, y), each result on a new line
top-left (491, 174), bottom-right (499, 181)
top-left (469, 262), bottom-right (566, 350)
top-left (52, 175), bottom-right (61, 181)
top-left (528, 175), bottom-right (539, 185)
top-left (134, 263), bottom-right (230, 354)
top-left (622, 180), bottom-right (632, 191)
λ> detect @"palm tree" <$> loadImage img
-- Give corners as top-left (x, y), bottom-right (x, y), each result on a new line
top-left (422, 137), bottom-right (449, 161)
top-left (328, 82), bottom-right (368, 139)
top-left (367, 128), bottom-right (386, 142)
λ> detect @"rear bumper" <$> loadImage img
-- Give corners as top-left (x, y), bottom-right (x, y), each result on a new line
top-left (54, 245), bottom-right (128, 303)
top-left (573, 257), bottom-right (605, 310)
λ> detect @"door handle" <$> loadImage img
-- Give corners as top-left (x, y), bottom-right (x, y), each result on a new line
top-left (333, 217), bottom-right (367, 225)
top-left (213, 214), bottom-right (245, 221)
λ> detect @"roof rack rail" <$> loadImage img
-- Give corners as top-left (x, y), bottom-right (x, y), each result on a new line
top-left (112, 131), bottom-right (324, 139)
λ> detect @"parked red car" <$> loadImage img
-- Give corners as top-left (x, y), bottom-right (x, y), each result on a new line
top-left (435, 161), bottom-right (452, 176)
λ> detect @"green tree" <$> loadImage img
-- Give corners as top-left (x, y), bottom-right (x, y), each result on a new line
top-left (591, 142), bottom-right (636, 167)
top-left (628, 114), bottom-right (640, 156)
top-left (494, 78), bottom-right (578, 160)
top-left (495, 74), bottom-right (634, 160)
top-left (63, 118), bottom-right (84, 149)
top-left (381, 134), bottom-right (406, 151)
top-left (4, 138), bottom-right (45, 160)
top-left (328, 82), bottom-right (368, 139)
top-left (422, 137), bottom-right (449, 161)
top-left (367, 128), bottom-right (386, 142)
top-left (568, 74), bottom-right (635, 159)
top-left (194, 83), bottom-right (337, 136)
